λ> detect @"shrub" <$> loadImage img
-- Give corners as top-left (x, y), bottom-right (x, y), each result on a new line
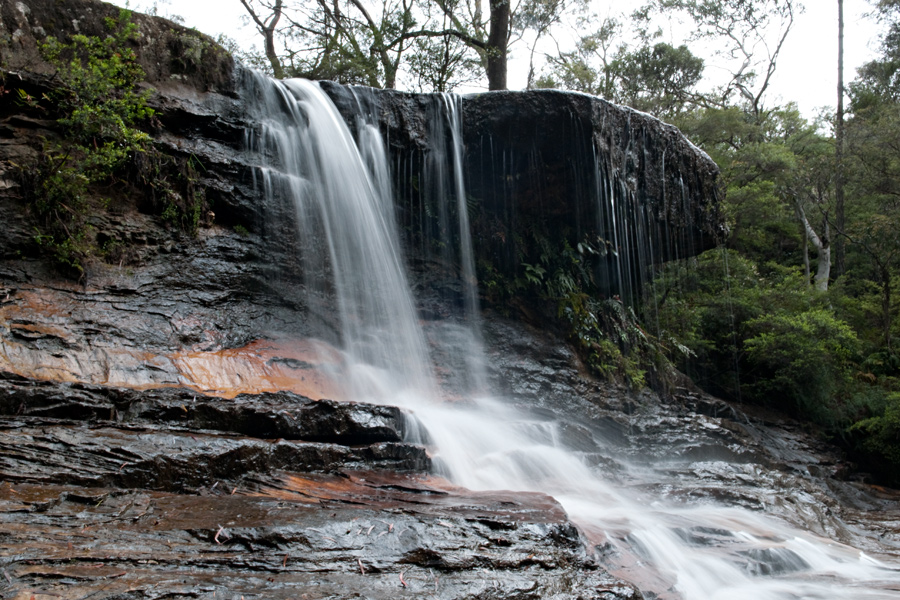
top-left (20, 9), bottom-right (207, 277)
top-left (25, 11), bottom-right (154, 276)
top-left (744, 308), bottom-right (860, 422)
top-left (849, 393), bottom-right (900, 485)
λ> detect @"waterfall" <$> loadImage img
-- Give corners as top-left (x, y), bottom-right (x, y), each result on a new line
top-left (245, 74), bottom-right (436, 404)
top-left (245, 73), bottom-right (900, 600)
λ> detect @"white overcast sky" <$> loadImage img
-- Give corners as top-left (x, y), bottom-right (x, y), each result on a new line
top-left (110, 0), bottom-right (882, 118)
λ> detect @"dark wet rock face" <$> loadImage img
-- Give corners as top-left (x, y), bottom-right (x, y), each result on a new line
top-left (461, 91), bottom-right (721, 295)
top-left (0, 374), bottom-right (426, 489)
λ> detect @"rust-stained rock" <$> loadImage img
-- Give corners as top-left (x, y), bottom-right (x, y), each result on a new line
top-left (0, 373), bottom-right (643, 598)
top-left (0, 478), bottom-right (638, 600)
top-left (0, 285), bottom-right (342, 397)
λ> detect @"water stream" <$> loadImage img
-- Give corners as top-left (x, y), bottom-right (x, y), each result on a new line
top-left (245, 73), bottom-right (900, 599)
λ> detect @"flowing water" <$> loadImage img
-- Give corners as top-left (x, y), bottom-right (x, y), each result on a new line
top-left (244, 73), bottom-right (900, 599)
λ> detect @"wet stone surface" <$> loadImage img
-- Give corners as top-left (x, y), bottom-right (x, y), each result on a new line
top-left (0, 374), bottom-right (407, 444)
top-left (477, 309), bottom-right (900, 562)
top-left (0, 479), bottom-right (637, 600)
top-left (0, 373), bottom-right (639, 600)
top-left (0, 374), bottom-right (426, 492)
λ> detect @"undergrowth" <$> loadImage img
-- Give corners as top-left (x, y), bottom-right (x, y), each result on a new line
top-left (480, 227), bottom-right (686, 392)
top-left (16, 9), bottom-right (207, 278)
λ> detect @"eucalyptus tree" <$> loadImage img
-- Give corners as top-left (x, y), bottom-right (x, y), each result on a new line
top-left (610, 42), bottom-right (705, 116)
top-left (538, 0), bottom-right (799, 121)
top-left (781, 112), bottom-right (838, 291)
top-left (237, 0), bottom-right (574, 90)
top-left (422, 0), bottom-right (573, 90)
top-left (535, 15), bottom-right (621, 97)
top-left (239, 0), bottom-right (286, 79)
top-left (637, 0), bottom-right (800, 121)
top-left (536, 13), bottom-right (705, 119)
top-left (404, 15), bottom-right (482, 91)
top-left (844, 8), bottom-right (900, 351)
top-left (835, 0), bottom-right (846, 276)
top-left (237, 0), bottom-right (423, 87)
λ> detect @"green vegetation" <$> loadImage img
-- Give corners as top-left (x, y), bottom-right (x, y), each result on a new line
top-left (20, 10), bottom-right (153, 276)
top-left (849, 393), bottom-right (900, 480)
top-left (479, 228), bottom-right (680, 391)
top-left (617, 0), bottom-right (900, 484)
top-left (650, 252), bottom-right (864, 423)
top-left (18, 9), bottom-right (207, 277)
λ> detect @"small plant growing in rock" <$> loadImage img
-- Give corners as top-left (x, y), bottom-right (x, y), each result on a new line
top-left (20, 9), bottom-right (207, 278)
top-left (22, 10), bottom-right (153, 277)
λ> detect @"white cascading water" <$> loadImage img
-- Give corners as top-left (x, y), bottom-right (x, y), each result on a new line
top-left (246, 74), bottom-right (437, 403)
top-left (245, 73), bottom-right (900, 599)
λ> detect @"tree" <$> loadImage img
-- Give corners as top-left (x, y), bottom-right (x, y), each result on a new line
top-left (405, 12), bottom-right (482, 91)
top-left (835, 0), bottom-right (846, 277)
top-left (240, 0), bottom-right (285, 79)
top-left (784, 118), bottom-right (836, 291)
top-left (536, 16), bottom-right (622, 97)
top-left (537, 14), bottom-right (705, 119)
top-left (611, 42), bottom-right (704, 117)
top-left (638, 0), bottom-right (800, 120)
top-left (844, 2), bottom-right (900, 352)
top-left (650, 250), bottom-right (857, 417)
top-left (237, 0), bottom-right (423, 88)
top-left (743, 306), bottom-right (859, 421)
top-left (521, 0), bottom-right (567, 88)
top-left (845, 105), bottom-right (900, 351)
top-left (237, 0), bottom-right (574, 91)
top-left (398, 0), bottom-right (487, 91)
top-left (871, 0), bottom-right (900, 17)
top-left (428, 0), bottom-right (568, 90)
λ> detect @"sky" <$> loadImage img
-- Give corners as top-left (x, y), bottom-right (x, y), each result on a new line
top-left (109, 0), bottom-right (883, 118)
top-left (755, 1), bottom-right (880, 117)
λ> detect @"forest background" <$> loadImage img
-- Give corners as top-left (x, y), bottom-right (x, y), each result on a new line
top-left (99, 0), bottom-right (900, 485)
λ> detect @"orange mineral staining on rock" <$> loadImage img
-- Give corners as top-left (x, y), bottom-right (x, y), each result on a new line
top-left (246, 470), bottom-right (571, 524)
top-left (0, 286), bottom-right (344, 399)
top-left (170, 338), bottom-right (343, 400)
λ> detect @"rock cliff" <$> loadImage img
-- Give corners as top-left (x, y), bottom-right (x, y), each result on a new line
top-left (6, 3), bottom-right (895, 600)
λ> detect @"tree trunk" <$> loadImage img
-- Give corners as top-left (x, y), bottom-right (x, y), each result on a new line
top-left (486, 0), bottom-right (510, 90)
top-left (802, 224), bottom-right (810, 284)
top-left (835, 0), bottom-right (846, 276)
top-left (240, 0), bottom-right (285, 79)
top-left (882, 266), bottom-right (893, 351)
top-left (795, 202), bottom-right (830, 291)
top-left (265, 28), bottom-right (284, 79)
top-left (384, 66), bottom-right (397, 89)
top-left (814, 222), bottom-right (832, 292)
